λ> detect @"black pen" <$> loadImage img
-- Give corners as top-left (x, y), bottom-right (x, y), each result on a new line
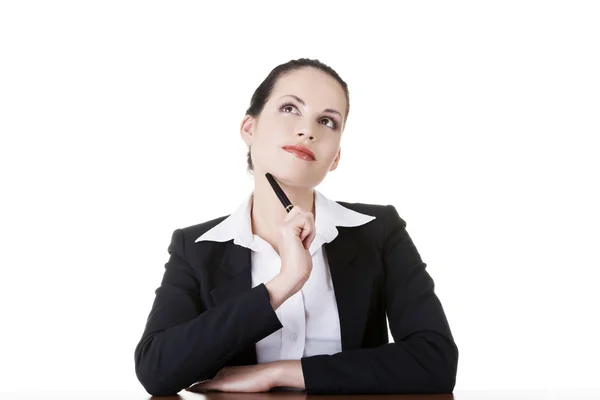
top-left (265, 173), bottom-right (294, 213)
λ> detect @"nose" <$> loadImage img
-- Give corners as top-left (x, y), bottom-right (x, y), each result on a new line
top-left (297, 132), bottom-right (314, 140)
top-left (296, 127), bottom-right (315, 141)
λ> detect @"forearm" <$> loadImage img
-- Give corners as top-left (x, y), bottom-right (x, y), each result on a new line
top-left (300, 333), bottom-right (458, 394)
top-left (135, 283), bottom-right (283, 396)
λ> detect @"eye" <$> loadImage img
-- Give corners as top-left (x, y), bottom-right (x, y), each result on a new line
top-left (319, 117), bottom-right (337, 130)
top-left (280, 103), bottom-right (299, 114)
top-left (280, 102), bottom-right (339, 130)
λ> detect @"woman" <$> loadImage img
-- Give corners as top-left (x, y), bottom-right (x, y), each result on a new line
top-left (133, 58), bottom-right (459, 396)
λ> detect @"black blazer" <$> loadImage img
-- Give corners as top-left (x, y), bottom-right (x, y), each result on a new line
top-left (134, 201), bottom-right (459, 396)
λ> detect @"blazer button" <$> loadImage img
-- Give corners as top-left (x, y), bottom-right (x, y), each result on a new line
top-left (291, 333), bottom-right (298, 341)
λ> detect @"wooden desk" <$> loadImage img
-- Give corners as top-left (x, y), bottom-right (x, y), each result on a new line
top-left (2, 390), bottom-right (599, 400)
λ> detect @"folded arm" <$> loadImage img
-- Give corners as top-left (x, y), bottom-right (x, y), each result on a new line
top-left (300, 205), bottom-right (459, 394)
top-left (134, 229), bottom-right (283, 396)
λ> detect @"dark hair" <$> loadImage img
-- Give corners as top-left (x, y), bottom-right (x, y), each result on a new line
top-left (244, 58), bottom-right (350, 175)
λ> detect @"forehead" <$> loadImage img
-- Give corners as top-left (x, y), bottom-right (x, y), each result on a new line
top-left (270, 67), bottom-right (347, 113)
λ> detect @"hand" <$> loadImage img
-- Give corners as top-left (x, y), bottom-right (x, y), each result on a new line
top-left (277, 205), bottom-right (316, 291)
top-left (185, 363), bottom-right (279, 393)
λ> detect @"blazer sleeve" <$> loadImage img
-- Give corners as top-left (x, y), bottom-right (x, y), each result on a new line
top-left (134, 228), bottom-right (283, 396)
top-left (300, 205), bottom-right (459, 394)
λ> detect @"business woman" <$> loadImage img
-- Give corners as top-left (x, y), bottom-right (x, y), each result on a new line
top-left (133, 58), bottom-right (459, 396)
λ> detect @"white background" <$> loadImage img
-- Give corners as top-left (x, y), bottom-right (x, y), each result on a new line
top-left (1, 0), bottom-right (599, 395)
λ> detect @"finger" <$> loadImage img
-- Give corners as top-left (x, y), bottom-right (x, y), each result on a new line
top-left (303, 230), bottom-right (316, 249)
top-left (300, 225), bottom-right (314, 243)
top-left (300, 227), bottom-right (308, 242)
top-left (299, 213), bottom-right (315, 240)
top-left (282, 214), bottom-right (309, 237)
top-left (186, 380), bottom-right (220, 393)
top-left (283, 206), bottom-right (304, 222)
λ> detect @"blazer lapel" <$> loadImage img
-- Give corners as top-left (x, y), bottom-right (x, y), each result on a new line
top-left (324, 226), bottom-right (373, 351)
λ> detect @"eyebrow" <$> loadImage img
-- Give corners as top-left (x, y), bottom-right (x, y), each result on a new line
top-left (280, 94), bottom-right (342, 118)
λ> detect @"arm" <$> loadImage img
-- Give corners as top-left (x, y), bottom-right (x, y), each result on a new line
top-left (300, 205), bottom-right (459, 394)
top-left (134, 229), bottom-right (284, 396)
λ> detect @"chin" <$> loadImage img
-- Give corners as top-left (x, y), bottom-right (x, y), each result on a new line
top-left (257, 154), bottom-right (323, 183)
top-left (272, 168), bottom-right (325, 190)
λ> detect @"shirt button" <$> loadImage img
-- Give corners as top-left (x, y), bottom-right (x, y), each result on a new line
top-left (291, 333), bottom-right (298, 341)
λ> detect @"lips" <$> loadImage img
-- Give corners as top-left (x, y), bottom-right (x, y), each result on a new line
top-left (282, 145), bottom-right (316, 161)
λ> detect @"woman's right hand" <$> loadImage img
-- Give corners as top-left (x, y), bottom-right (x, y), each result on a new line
top-left (276, 205), bottom-right (316, 293)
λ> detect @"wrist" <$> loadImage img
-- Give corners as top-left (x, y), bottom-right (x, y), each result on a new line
top-left (272, 360), bottom-right (305, 389)
top-left (271, 360), bottom-right (285, 387)
top-left (281, 272), bottom-right (307, 293)
top-left (266, 274), bottom-right (293, 310)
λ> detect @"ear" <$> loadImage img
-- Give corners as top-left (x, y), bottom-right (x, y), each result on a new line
top-left (329, 147), bottom-right (341, 172)
top-left (240, 114), bottom-right (255, 146)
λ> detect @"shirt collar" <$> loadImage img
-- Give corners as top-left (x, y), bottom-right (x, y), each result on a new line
top-left (194, 189), bottom-right (376, 251)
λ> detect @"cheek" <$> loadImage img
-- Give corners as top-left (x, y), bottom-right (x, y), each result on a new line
top-left (324, 142), bottom-right (341, 160)
top-left (258, 116), bottom-right (289, 137)
top-left (272, 112), bottom-right (299, 128)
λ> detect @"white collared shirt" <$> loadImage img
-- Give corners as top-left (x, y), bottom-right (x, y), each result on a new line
top-left (195, 189), bottom-right (376, 363)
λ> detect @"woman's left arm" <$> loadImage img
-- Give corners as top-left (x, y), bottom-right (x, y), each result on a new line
top-left (299, 205), bottom-right (459, 395)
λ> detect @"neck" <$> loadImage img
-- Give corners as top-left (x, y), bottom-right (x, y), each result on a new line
top-left (250, 172), bottom-right (316, 247)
